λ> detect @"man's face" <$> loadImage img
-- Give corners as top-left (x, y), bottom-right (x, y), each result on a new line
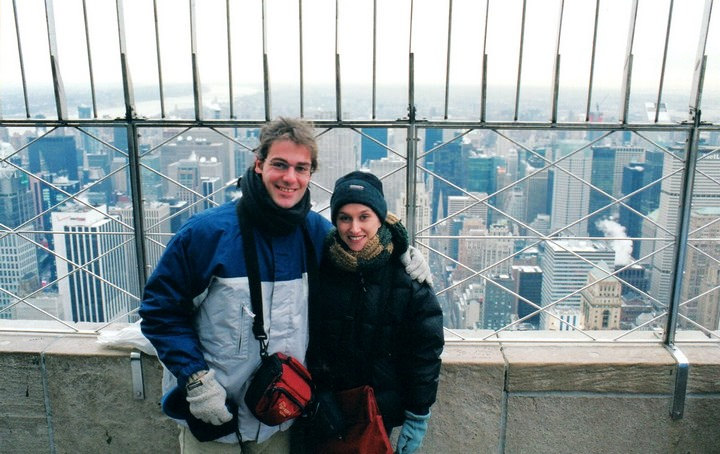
top-left (254, 139), bottom-right (313, 209)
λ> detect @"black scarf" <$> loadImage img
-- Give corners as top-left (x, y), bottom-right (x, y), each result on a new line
top-left (238, 166), bottom-right (311, 236)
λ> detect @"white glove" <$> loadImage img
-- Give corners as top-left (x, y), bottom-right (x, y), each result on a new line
top-left (185, 369), bottom-right (233, 425)
top-left (400, 245), bottom-right (433, 286)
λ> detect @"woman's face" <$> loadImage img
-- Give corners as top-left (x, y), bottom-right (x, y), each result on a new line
top-left (335, 203), bottom-right (382, 252)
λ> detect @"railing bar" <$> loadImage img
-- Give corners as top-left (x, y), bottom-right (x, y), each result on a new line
top-left (513, 0), bottom-right (526, 122)
top-left (654, 0), bottom-right (674, 123)
top-left (443, 0), bottom-right (453, 120)
top-left (1, 229), bottom-right (138, 236)
top-left (189, 0), bottom-right (203, 121)
top-left (0, 118), bottom-right (707, 131)
top-left (81, 0), bottom-right (97, 118)
top-left (116, 0), bottom-right (136, 121)
top-left (226, 0), bottom-right (234, 119)
top-left (127, 121), bottom-right (149, 285)
top-left (665, 78), bottom-right (706, 346)
top-left (585, 0), bottom-right (600, 122)
top-left (152, 0), bottom-right (166, 118)
top-left (11, 0), bottom-right (31, 118)
top-left (406, 121), bottom-right (418, 242)
top-left (335, 0), bottom-right (341, 121)
top-left (299, 0), bottom-right (305, 118)
top-left (480, 0), bottom-right (489, 122)
top-left (44, 0), bottom-right (67, 120)
top-left (261, 0), bottom-right (271, 120)
top-left (409, 0), bottom-right (414, 53)
top-left (372, 0), bottom-right (377, 119)
top-left (619, 0), bottom-right (639, 124)
top-left (551, 0), bottom-right (564, 123)
top-left (689, 0), bottom-right (714, 111)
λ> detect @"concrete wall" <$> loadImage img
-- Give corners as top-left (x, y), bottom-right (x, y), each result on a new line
top-left (1, 332), bottom-right (719, 453)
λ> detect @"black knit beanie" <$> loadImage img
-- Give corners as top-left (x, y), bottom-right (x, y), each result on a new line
top-left (330, 170), bottom-right (388, 225)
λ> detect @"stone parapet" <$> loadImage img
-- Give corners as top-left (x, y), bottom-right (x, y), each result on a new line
top-left (1, 329), bottom-right (719, 453)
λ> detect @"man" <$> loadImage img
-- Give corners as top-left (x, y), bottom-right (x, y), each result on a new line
top-left (139, 117), bottom-right (431, 453)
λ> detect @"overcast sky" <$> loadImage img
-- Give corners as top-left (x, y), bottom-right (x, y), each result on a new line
top-left (0, 0), bottom-right (718, 105)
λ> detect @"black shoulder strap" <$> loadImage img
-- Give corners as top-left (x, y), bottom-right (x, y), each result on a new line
top-left (236, 201), bottom-right (267, 354)
top-left (236, 200), bottom-right (319, 357)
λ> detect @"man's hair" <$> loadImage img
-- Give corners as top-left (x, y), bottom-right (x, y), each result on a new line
top-left (257, 117), bottom-right (318, 171)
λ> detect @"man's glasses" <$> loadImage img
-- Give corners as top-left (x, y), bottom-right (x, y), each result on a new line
top-left (266, 160), bottom-right (313, 177)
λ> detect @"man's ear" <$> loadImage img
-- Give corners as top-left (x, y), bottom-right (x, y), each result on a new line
top-left (254, 158), bottom-right (263, 174)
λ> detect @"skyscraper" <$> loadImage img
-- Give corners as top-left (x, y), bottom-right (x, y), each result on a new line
top-left (0, 143), bottom-right (40, 319)
top-left (28, 135), bottom-right (80, 181)
top-left (549, 140), bottom-right (592, 236)
top-left (512, 265), bottom-right (543, 328)
top-left (484, 274), bottom-right (515, 330)
top-left (51, 207), bottom-right (134, 323)
top-left (431, 139), bottom-right (465, 222)
top-left (650, 147), bottom-right (720, 307)
top-left (619, 163), bottom-right (651, 259)
top-left (540, 240), bottom-right (615, 330)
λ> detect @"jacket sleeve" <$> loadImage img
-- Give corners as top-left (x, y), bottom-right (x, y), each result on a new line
top-left (139, 225), bottom-right (209, 387)
top-left (397, 280), bottom-right (445, 416)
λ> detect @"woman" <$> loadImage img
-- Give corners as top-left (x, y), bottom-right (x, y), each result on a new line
top-left (307, 170), bottom-right (444, 454)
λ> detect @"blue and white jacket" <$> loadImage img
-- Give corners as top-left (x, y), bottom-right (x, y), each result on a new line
top-left (139, 200), bottom-right (330, 443)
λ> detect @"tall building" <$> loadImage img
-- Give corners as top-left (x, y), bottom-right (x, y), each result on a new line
top-left (588, 146), bottom-right (616, 237)
top-left (51, 207), bottom-right (134, 323)
top-left (314, 129), bottom-right (360, 210)
top-left (483, 274), bottom-right (514, 330)
top-left (540, 240), bottom-right (615, 330)
top-left (680, 207), bottom-right (720, 330)
top-left (360, 128), bottom-right (388, 166)
top-left (580, 261), bottom-right (622, 330)
top-left (423, 128), bottom-right (443, 172)
top-left (512, 265), bottom-right (543, 328)
top-left (524, 165), bottom-right (550, 227)
top-left (28, 135), bottom-right (80, 181)
top-left (619, 163), bottom-right (651, 259)
top-left (0, 144), bottom-right (40, 319)
top-left (649, 147), bottom-right (720, 307)
top-left (549, 140), bottom-right (592, 236)
top-left (431, 139), bottom-right (465, 222)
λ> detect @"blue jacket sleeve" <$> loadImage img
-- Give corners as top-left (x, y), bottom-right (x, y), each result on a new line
top-left (139, 226), bottom-right (209, 387)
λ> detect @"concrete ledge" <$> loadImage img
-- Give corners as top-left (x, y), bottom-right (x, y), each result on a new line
top-left (503, 344), bottom-right (675, 394)
top-left (1, 331), bottom-right (719, 453)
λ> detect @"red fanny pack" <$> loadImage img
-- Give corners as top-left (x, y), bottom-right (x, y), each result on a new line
top-left (245, 352), bottom-right (314, 426)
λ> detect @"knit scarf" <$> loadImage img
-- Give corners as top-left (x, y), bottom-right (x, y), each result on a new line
top-left (238, 166), bottom-right (311, 236)
top-left (326, 213), bottom-right (409, 273)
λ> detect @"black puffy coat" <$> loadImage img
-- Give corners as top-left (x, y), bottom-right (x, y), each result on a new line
top-left (307, 250), bottom-right (444, 426)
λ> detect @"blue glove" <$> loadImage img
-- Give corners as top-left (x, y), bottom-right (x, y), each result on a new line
top-left (395, 410), bottom-right (430, 454)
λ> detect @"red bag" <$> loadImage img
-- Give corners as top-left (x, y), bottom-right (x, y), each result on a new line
top-left (244, 352), bottom-right (314, 426)
top-left (315, 386), bottom-right (393, 454)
